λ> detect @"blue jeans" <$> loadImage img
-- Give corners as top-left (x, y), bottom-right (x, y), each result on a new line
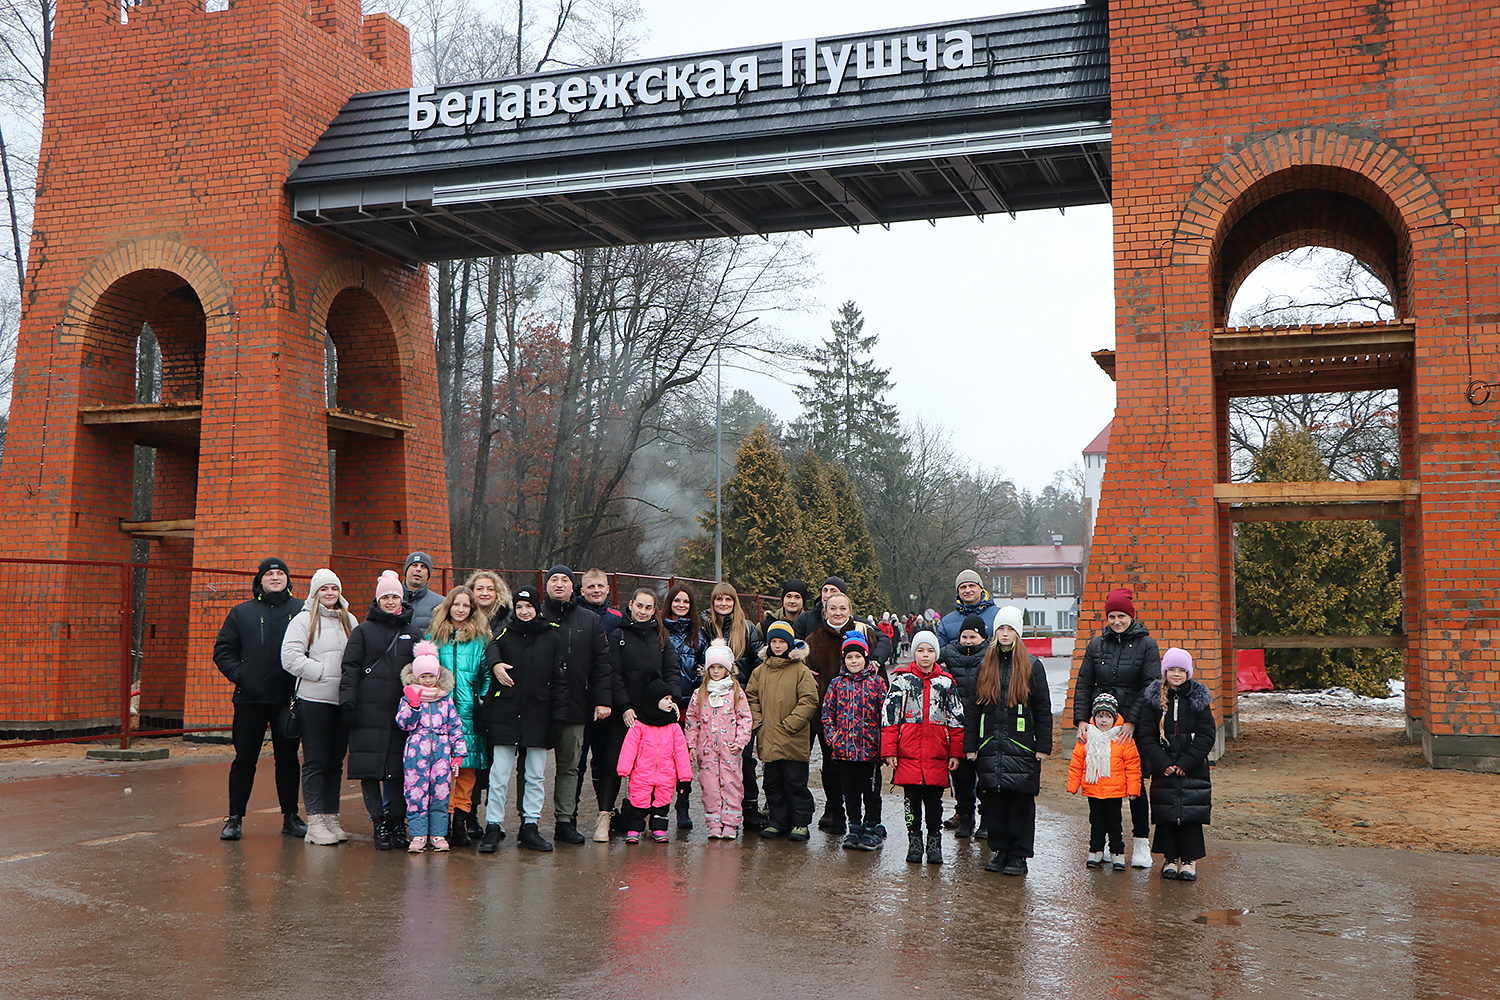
top-left (488, 745), bottom-right (547, 826)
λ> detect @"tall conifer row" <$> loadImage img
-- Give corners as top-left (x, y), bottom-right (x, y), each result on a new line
top-left (1234, 424), bottom-right (1402, 696)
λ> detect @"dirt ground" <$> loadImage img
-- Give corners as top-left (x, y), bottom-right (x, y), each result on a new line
top-left (7, 695), bottom-right (1500, 855)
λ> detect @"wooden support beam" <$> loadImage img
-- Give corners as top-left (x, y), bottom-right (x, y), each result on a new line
top-left (80, 403), bottom-right (202, 425)
top-left (1226, 501), bottom-right (1405, 522)
top-left (326, 408), bottom-right (412, 439)
top-left (120, 518), bottom-right (196, 540)
top-left (1213, 481), bottom-right (1419, 503)
top-left (1233, 634), bottom-right (1407, 650)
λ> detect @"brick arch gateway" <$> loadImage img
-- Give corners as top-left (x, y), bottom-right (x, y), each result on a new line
top-left (2, 0), bottom-right (1498, 768)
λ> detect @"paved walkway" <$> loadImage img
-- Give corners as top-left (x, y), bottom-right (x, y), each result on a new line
top-left (0, 754), bottom-right (1493, 1000)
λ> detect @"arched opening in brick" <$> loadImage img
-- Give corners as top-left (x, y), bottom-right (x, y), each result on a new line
top-left (76, 268), bottom-right (207, 726)
top-left (1211, 170), bottom-right (1413, 720)
top-left (323, 287), bottom-right (413, 587)
top-left (1213, 166), bottom-right (1409, 327)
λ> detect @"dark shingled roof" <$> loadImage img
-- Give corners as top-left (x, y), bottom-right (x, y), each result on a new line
top-left (287, 3), bottom-right (1110, 260)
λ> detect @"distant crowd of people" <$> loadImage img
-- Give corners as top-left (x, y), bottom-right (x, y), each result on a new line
top-left (212, 557), bottom-right (1215, 881)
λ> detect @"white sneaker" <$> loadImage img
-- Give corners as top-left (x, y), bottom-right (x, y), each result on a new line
top-left (1111, 852), bottom-right (1127, 871)
top-left (1131, 839), bottom-right (1152, 868)
top-left (1086, 851), bottom-right (1104, 869)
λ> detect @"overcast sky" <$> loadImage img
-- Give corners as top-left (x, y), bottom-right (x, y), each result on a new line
top-left (631, 0), bottom-right (1115, 493)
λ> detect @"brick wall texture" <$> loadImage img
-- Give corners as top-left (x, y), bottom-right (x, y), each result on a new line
top-left (1073, 0), bottom-right (1500, 758)
top-left (0, 0), bottom-right (447, 729)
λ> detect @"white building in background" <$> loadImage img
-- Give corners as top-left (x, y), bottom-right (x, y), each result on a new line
top-left (970, 539), bottom-right (1086, 634)
top-left (1082, 420), bottom-right (1110, 557)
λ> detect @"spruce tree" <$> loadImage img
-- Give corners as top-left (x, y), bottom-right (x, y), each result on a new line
top-left (791, 452), bottom-right (841, 590)
top-left (792, 301), bottom-right (905, 481)
top-left (720, 425), bottom-right (806, 598)
top-left (821, 457), bottom-right (886, 613)
top-left (1235, 424), bottom-right (1402, 696)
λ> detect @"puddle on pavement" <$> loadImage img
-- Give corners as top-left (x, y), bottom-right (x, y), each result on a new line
top-left (1194, 909), bottom-right (1252, 926)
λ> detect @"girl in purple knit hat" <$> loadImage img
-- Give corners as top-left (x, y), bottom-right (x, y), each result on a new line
top-left (1134, 647), bottom-right (1216, 881)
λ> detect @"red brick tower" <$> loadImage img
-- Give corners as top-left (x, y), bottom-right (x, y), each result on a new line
top-left (0, 0), bottom-right (448, 731)
top-left (1080, 0), bottom-right (1500, 770)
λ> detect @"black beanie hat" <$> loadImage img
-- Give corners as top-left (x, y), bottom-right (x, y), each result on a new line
top-left (961, 614), bottom-right (988, 640)
top-left (257, 557), bottom-right (290, 577)
top-left (637, 678), bottom-right (680, 726)
top-left (513, 587), bottom-right (539, 611)
top-left (546, 565), bottom-right (574, 588)
top-left (821, 576), bottom-right (847, 595)
top-left (782, 579), bottom-right (811, 601)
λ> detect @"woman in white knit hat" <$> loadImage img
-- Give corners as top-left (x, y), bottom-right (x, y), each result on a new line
top-left (280, 568), bottom-right (358, 846)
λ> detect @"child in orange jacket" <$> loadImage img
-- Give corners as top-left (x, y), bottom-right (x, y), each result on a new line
top-left (1066, 692), bottom-right (1142, 870)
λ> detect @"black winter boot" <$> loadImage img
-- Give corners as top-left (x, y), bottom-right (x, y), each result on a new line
top-left (518, 822), bottom-right (554, 852)
top-left (926, 831), bottom-right (943, 865)
top-left (477, 824), bottom-right (503, 854)
top-left (464, 809), bottom-right (484, 839)
top-left (906, 830), bottom-right (924, 864)
top-left (372, 819), bottom-right (393, 851)
top-left (743, 803), bottom-right (768, 831)
top-left (281, 813), bottom-right (308, 837)
top-left (554, 821), bottom-right (585, 845)
top-left (219, 815), bottom-right (243, 841)
top-left (675, 787), bottom-right (693, 830)
top-left (449, 811), bottom-right (472, 847)
top-left (386, 813), bottom-right (411, 850)
top-left (955, 813), bottom-right (975, 839)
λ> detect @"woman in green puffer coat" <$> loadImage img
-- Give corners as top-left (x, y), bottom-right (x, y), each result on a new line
top-left (427, 585), bottom-right (491, 845)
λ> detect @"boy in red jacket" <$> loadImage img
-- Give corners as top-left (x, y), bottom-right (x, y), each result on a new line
top-left (881, 631), bottom-right (965, 865)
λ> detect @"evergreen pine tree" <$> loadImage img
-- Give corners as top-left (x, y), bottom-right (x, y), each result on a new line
top-left (721, 425), bottom-right (806, 598)
top-left (1235, 424), bottom-right (1402, 696)
top-left (821, 457), bottom-right (886, 613)
top-left (791, 452), bottom-right (841, 591)
top-left (792, 301), bottom-right (906, 481)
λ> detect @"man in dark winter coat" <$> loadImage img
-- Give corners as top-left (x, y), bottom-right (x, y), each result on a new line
top-left (1071, 586), bottom-right (1161, 868)
top-left (533, 564), bottom-right (613, 844)
top-left (935, 570), bottom-right (1001, 648)
top-left (578, 567), bottom-right (624, 635)
top-left (403, 551), bottom-right (444, 633)
top-left (213, 557), bottom-right (305, 841)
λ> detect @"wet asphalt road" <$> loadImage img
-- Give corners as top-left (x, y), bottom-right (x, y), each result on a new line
top-left (2, 754), bottom-right (1497, 1000)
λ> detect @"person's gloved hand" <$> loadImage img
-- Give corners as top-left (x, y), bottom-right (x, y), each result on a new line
top-left (403, 685), bottom-right (422, 709)
top-left (450, 757), bottom-right (463, 772)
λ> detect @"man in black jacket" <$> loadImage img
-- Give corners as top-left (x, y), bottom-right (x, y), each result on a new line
top-left (538, 565), bottom-right (613, 844)
top-left (213, 557), bottom-right (306, 841)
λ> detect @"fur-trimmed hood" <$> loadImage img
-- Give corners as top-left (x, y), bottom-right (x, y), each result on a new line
top-left (758, 642), bottom-right (808, 665)
top-left (400, 664), bottom-right (457, 695)
top-left (1141, 678), bottom-right (1212, 713)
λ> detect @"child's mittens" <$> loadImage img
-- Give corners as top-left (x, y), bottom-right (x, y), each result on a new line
top-left (450, 757), bottom-right (463, 772)
top-left (403, 685), bottom-right (422, 708)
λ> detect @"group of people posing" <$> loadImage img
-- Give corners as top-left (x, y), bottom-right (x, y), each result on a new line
top-left (212, 557), bottom-right (1216, 880)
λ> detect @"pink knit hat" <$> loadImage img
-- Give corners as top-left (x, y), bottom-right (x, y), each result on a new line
top-left (412, 640), bottom-right (441, 679)
top-left (1161, 647), bottom-right (1194, 679)
top-left (374, 570), bottom-right (404, 600)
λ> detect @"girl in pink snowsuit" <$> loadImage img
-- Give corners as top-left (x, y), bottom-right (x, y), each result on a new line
top-left (396, 641), bottom-right (467, 853)
top-left (617, 678), bottom-right (693, 843)
top-left (685, 640), bottom-right (753, 839)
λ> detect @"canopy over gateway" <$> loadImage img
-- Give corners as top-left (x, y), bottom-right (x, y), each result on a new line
top-left (286, 3), bottom-right (1110, 261)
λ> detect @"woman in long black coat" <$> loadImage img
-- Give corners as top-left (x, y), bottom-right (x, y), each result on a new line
top-left (339, 571), bottom-right (419, 850)
top-left (591, 589), bottom-right (672, 841)
top-left (1134, 647), bottom-right (1216, 882)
